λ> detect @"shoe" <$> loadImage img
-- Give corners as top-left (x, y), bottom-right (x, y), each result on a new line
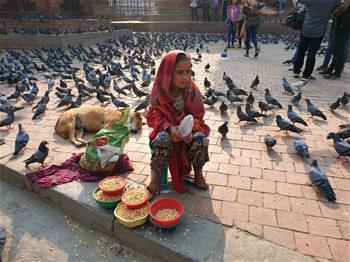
top-left (226, 45), bottom-right (231, 48)
top-left (293, 73), bottom-right (300, 78)
top-left (325, 73), bottom-right (341, 79)
top-left (244, 53), bottom-right (249, 57)
top-left (316, 65), bottom-right (326, 71)
top-left (318, 69), bottom-right (330, 75)
top-left (254, 51), bottom-right (259, 57)
top-left (302, 75), bottom-right (316, 80)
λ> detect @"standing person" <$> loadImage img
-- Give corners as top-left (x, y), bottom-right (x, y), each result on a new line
top-left (323, 3), bottom-right (350, 79)
top-left (237, 0), bottom-right (245, 48)
top-left (292, 0), bottom-right (339, 80)
top-left (200, 0), bottom-right (211, 21)
top-left (145, 50), bottom-right (210, 195)
top-left (191, 0), bottom-right (199, 21)
top-left (243, 0), bottom-right (261, 57)
top-left (226, 0), bottom-right (240, 48)
top-left (222, 0), bottom-right (229, 21)
top-left (211, 0), bottom-right (219, 21)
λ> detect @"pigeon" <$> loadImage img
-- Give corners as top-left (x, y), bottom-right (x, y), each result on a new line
top-left (327, 126), bottom-right (350, 140)
top-left (258, 101), bottom-right (272, 114)
top-left (203, 96), bottom-right (218, 107)
top-left (23, 141), bottom-right (49, 167)
top-left (113, 80), bottom-right (127, 96)
top-left (204, 63), bottom-right (210, 71)
top-left (204, 77), bottom-right (211, 89)
top-left (282, 77), bottom-right (295, 95)
top-left (32, 102), bottom-right (47, 120)
top-left (293, 140), bottom-right (310, 159)
top-left (329, 98), bottom-right (341, 111)
top-left (291, 80), bottom-right (307, 89)
top-left (275, 115), bottom-right (302, 133)
top-left (110, 93), bottom-right (129, 108)
top-left (0, 109), bottom-right (15, 128)
top-left (237, 106), bottom-right (257, 123)
top-left (13, 124), bottom-right (30, 155)
top-left (245, 103), bottom-right (266, 118)
top-left (265, 89), bottom-right (283, 108)
top-left (219, 101), bottom-right (228, 114)
top-left (291, 92), bottom-right (302, 105)
top-left (134, 95), bottom-right (149, 112)
top-left (96, 91), bottom-right (110, 105)
top-left (132, 84), bottom-right (148, 98)
top-left (247, 92), bottom-right (254, 105)
top-left (65, 95), bottom-right (82, 111)
top-left (32, 91), bottom-right (50, 111)
top-left (328, 132), bottom-right (350, 157)
top-left (218, 121), bottom-right (229, 138)
top-left (226, 90), bottom-right (243, 104)
top-left (250, 75), bottom-right (259, 89)
top-left (308, 159), bottom-right (336, 201)
top-left (305, 99), bottom-right (327, 120)
top-left (264, 134), bottom-right (276, 148)
top-left (21, 92), bottom-right (36, 104)
top-left (340, 92), bottom-right (349, 106)
top-left (287, 105), bottom-right (308, 126)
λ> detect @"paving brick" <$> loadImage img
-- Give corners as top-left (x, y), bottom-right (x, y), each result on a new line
top-left (235, 140), bottom-right (254, 150)
top-left (126, 173), bottom-right (147, 183)
top-left (264, 226), bottom-right (296, 249)
top-left (234, 221), bottom-right (262, 237)
top-left (338, 220), bottom-right (350, 240)
top-left (295, 232), bottom-right (332, 259)
top-left (218, 163), bottom-right (240, 175)
top-left (208, 144), bottom-right (222, 154)
top-left (262, 169), bottom-right (286, 182)
top-left (319, 202), bottom-right (350, 222)
top-left (251, 158), bottom-right (273, 170)
top-left (264, 193), bottom-right (291, 211)
top-left (210, 153), bottom-right (231, 164)
top-left (240, 166), bottom-right (262, 179)
top-left (130, 162), bottom-right (146, 174)
top-left (249, 206), bottom-right (277, 226)
top-left (277, 210), bottom-right (308, 232)
top-left (290, 198), bottom-right (321, 216)
top-left (203, 161), bottom-right (219, 172)
top-left (335, 190), bottom-right (350, 205)
top-left (205, 172), bottom-right (228, 186)
top-left (227, 175), bottom-right (251, 190)
top-left (230, 156), bottom-right (251, 167)
top-left (241, 149), bottom-right (261, 160)
top-left (221, 201), bottom-right (249, 222)
top-left (237, 190), bottom-right (263, 207)
top-left (301, 185), bottom-right (322, 200)
top-left (333, 178), bottom-right (350, 191)
top-left (272, 161), bottom-right (295, 172)
top-left (328, 238), bottom-right (350, 262)
top-left (212, 186), bottom-right (237, 202)
top-left (285, 172), bottom-right (310, 185)
top-left (306, 216), bottom-right (342, 238)
top-left (277, 182), bottom-right (303, 197)
top-left (252, 179), bottom-right (276, 193)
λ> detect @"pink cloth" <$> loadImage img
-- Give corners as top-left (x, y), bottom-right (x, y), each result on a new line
top-left (26, 153), bottom-right (134, 188)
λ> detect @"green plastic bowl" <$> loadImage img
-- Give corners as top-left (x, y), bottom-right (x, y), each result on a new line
top-left (92, 187), bottom-right (122, 209)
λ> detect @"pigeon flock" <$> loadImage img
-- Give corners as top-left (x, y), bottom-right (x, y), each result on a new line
top-left (0, 32), bottom-right (349, 202)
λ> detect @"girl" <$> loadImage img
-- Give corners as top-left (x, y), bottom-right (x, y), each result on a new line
top-left (145, 50), bottom-right (210, 195)
top-left (226, 0), bottom-right (240, 48)
top-left (243, 0), bottom-right (261, 57)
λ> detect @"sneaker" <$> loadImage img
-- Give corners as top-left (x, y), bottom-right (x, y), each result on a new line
top-left (254, 51), bottom-right (259, 57)
top-left (316, 65), bottom-right (326, 71)
top-left (226, 45), bottom-right (231, 48)
top-left (244, 53), bottom-right (249, 57)
top-left (318, 69), bottom-right (330, 75)
top-left (292, 73), bottom-right (300, 78)
top-left (302, 75), bottom-right (316, 80)
top-left (324, 73), bottom-right (341, 79)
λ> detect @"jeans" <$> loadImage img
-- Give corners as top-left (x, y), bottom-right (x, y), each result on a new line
top-left (211, 6), bottom-right (219, 21)
top-left (245, 25), bottom-right (259, 53)
top-left (202, 5), bottom-right (211, 21)
top-left (328, 31), bottom-right (350, 75)
top-left (321, 24), bottom-right (335, 68)
top-left (293, 34), bottom-right (323, 77)
top-left (342, 36), bottom-right (350, 66)
top-left (227, 22), bottom-right (236, 46)
top-left (191, 7), bottom-right (199, 21)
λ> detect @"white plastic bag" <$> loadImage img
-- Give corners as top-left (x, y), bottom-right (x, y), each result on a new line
top-left (178, 115), bottom-right (194, 137)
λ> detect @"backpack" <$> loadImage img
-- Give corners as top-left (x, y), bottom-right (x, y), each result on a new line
top-left (286, 9), bottom-right (307, 30)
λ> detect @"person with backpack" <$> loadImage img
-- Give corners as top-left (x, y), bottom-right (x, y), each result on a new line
top-left (292, 0), bottom-right (339, 80)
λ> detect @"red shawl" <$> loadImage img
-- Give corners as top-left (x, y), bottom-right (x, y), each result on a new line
top-left (145, 50), bottom-right (210, 194)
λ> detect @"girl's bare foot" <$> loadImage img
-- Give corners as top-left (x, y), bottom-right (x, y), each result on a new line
top-left (147, 170), bottom-right (161, 195)
top-left (194, 169), bottom-right (209, 190)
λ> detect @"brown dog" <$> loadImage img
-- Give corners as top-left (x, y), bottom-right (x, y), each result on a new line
top-left (55, 105), bottom-right (143, 146)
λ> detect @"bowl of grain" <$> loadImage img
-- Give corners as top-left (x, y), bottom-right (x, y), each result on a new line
top-left (99, 176), bottom-right (126, 196)
top-left (121, 188), bottom-right (150, 209)
top-left (114, 202), bottom-right (151, 228)
top-left (92, 187), bottom-right (123, 209)
top-left (149, 198), bottom-right (185, 227)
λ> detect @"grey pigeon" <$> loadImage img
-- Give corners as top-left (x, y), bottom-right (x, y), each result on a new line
top-left (218, 121), bottom-right (229, 138)
top-left (340, 92), bottom-right (349, 106)
top-left (305, 99), bottom-right (327, 120)
top-left (0, 109), bottom-right (15, 128)
top-left (282, 77), bottom-right (295, 95)
top-left (250, 75), bottom-right (259, 89)
top-left (287, 105), bottom-right (308, 126)
top-left (110, 93), bottom-right (129, 108)
top-left (245, 103), bottom-right (266, 118)
top-left (308, 160), bottom-right (336, 201)
top-left (264, 134), bottom-right (276, 148)
top-left (275, 115), bottom-right (302, 133)
top-left (13, 124), bottom-right (30, 155)
top-left (226, 90), bottom-right (243, 104)
top-left (265, 89), bottom-right (283, 108)
top-left (23, 141), bottom-right (49, 166)
top-left (247, 92), bottom-right (254, 105)
top-left (32, 102), bottom-right (47, 120)
top-left (328, 133), bottom-right (350, 157)
top-left (237, 106), bottom-right (257, 123)
top-left (134, 95), bottom-right (149, 112)
top-left (329, 98), bottom-right (342, 111)
top-left (327, 127), bottom-right (350, 140)
top-left (293, 140), bottom-right (310, 159)
top-left (258, 101), bottom-right (272, 114)
top-left (291, 92), bottom-right (302, 105)
top-left (219, 101), bottom-right (228, 114)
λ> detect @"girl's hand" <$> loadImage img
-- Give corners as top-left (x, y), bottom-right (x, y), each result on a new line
top-left (183, 133), bottom-right (193, 144)
top-left (169, 126), bottom-right (183, 143)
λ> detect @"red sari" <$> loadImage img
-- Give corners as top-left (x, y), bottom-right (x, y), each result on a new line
top-left (145, 50), bottom-right (210, 194)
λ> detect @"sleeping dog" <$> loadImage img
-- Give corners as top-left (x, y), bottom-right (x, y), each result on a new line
top-left (55, 105), bottom-right (143, 146)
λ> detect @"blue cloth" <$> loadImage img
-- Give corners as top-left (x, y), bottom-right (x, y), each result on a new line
top-left (245, 25), bottom-right (259, 52)
top-left (227, 22), bottom-right (236, 46)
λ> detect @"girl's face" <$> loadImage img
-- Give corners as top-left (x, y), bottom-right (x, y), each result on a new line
top-left (232, 0), bottom-right (237, 4)
top-left (172, 58), bottom-right (192, 90)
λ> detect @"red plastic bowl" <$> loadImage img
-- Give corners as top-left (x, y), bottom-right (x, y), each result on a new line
top-left (121, 188), bottom-right (150, 209)
top-left (99, 176), bottom-right (126, 196)
top-left (149, 198), bottom-right (185, 226)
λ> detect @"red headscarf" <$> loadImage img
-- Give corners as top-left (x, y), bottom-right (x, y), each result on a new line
top-left (145, 50), bottom-right (210, 194)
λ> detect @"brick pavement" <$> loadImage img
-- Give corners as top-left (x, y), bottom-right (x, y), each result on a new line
top-left (1, 39), bottom-right (349, 261)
